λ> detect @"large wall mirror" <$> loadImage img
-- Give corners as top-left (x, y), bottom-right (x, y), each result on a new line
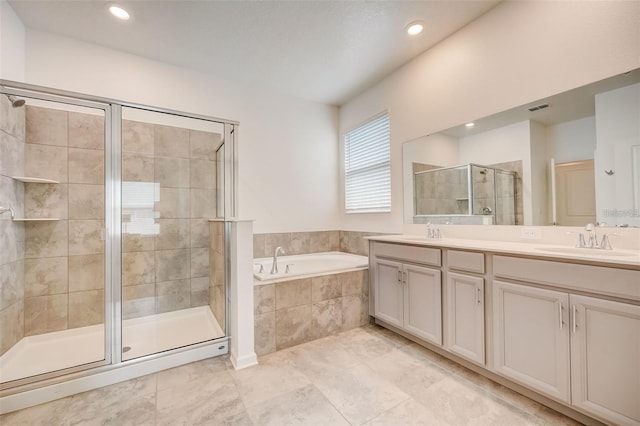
top-left (403, 68), bottom-right (640, 227)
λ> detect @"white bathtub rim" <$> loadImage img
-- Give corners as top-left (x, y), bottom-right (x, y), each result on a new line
top-left (253, 251), bottom-right (368, 285)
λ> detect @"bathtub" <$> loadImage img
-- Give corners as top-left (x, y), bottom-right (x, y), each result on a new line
top-left (253, 251), bottom-right (368, 282)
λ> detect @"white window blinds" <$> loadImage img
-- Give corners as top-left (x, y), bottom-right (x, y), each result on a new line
top-left (344, 113), bottom-right (391, 213)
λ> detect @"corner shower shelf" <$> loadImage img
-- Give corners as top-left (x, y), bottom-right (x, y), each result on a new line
top-left (12, 218), bottom-right (60, 222)
top-left (11, 176), bottom-right (60, 184)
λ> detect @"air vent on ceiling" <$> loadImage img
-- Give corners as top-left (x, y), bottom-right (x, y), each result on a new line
top-left (528, 103), bottom-right (549, 112)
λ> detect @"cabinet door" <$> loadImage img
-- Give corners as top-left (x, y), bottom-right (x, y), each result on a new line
top-left (403, 264), bottom-right (442, 345)
top-left (492, 280), bottom-right (570, 402)
top-left (373, 259), bottom-right (404, 328)
top-left (446, 272), bottom-right (484, 365)
top-left (570, 295), bottom-right (640, 425)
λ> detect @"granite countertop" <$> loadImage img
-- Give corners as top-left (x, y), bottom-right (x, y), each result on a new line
top-left (365, 235), bottom-right (640, 268)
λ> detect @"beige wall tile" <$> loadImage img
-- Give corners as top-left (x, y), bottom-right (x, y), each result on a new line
top-left (123, 284), bottom-right (155, 320)
top-left (190, 247), bottom-right (209, 278)
top-left (190, 159), bottom-right (216, 189)
top-left (68, 112), bottom-right (104, 150)
top-left (264, 233), bottom-right (290, 257)
top-left (210, 283), bottom-right (225, 330)
top-left (155, 249), bottom-right (189, 281)
top-left (190, 189), bottom-right (216, 218)
top-left (0, 219), bottom-right (25, 265)
top-left (342, 295), bottom-right (363, 331)
top-left (155, 188), bottom-right (189, 219)
top-left (156, 156), bottom-right (190, 188)
top-left (68, 220), bottom-right (104, 255)
top-left (25, 144), bottom-right (68, 182)
top-left (122, 251), bottom-right (155, 286)
top-left (122, 152), bottom-right (154, 182)
top-left (154, 125), bottom-right (189, 158)
top-left (0, 260), bottom-right (24, 309)
top-left (275, 279), bottom-right (311, 310)
top-left (68, 290), bottom-right (104, 328)
top-left (24, 183), bottom-right (68, 219)
top-left (276, 305), bottom-right (311, 350)
top-left (311, 275), bottom-right (341, 302)
top-left (69, 254), bottom-right (104, 292)
top-left (156, 219), bottom-right (190, 250)
top-left (311, 298), bottom-right (343, 339)
top-left (122, 120), bottom-right (154, 154)
top-left (0, 93), bottom-right (25, 140)
top-left (254, 311), bottom-right (276, 356)
top-left (341, 270), bottom-right (367, 297)
top-left (25, 220), bottom-right (68, 258)
top-left (24, 257), bottom-right (67, 297)
top-left (68, 184), bottom-right (104, 219)
top-left (254, 284), bottom-right (275, 316)
top-left (252, 234), bottom-right (266, 258)
top-left (24, 294), bottom-right (68, 336)
top-left (122, 233), bottom-right (155, 253)
top-left (0, 302), bottom-right (24, 356)
top-left (190, 130), bottom-right (220, 160)
top-left (0, 131), bottom-right (25, 177)
top-left (68, 148), bottom-right (104, 184)
top-left (288, 232), bottom-right (310, 255)
top-left (190, 277), bottom-right (209, 307)
top-left (156, 279), bottom-right (190, 313)
top-left (25, 106), bottom-right (67, 147)
top-left (190, 218), bottom-right (209, 248)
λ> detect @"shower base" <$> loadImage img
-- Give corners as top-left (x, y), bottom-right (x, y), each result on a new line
top-left (0, 306), bottom-right (224, 384)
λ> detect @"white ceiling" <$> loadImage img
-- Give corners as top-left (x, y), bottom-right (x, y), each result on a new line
top-left (8, 0), bottom-right (500, 106)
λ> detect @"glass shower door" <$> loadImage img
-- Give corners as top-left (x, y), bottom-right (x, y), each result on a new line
top-left (120, 107), bottom-right (226, 361)
top-left (0, 89), bottom-right (110, 388)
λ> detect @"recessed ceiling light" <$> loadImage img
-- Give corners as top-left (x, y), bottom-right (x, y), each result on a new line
top-left (465, 122), bottom-right (475, 128)
top-left (406, 21), bottom-right (424, 36)
top-left (109, 6), bottom-right (130, 20)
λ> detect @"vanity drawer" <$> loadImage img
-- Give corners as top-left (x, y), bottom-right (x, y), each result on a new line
top-left (447, 250), bottom-right (485, 274)
top-left (373, 242), bottom-right (441, 267)
top-left (494, 255), bottom-right (640, 301)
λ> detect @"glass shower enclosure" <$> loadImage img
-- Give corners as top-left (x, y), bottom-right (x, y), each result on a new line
top-left (413, 163), bottom-right (517, 225)
top-left (0, 81), bottom-right (235, 392)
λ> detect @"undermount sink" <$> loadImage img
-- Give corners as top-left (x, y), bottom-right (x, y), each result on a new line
top-left (534, 247), bottom-right (638, 257)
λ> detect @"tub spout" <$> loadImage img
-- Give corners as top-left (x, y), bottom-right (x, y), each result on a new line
top-left (270, 246), bottom-right (285, 275)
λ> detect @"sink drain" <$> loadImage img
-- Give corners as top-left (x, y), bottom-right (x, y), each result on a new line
top-left (123, 346), bottom-right (131, 353)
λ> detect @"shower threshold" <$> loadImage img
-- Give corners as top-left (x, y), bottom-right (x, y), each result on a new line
top-left (0, 306), bottom-right (224, 384)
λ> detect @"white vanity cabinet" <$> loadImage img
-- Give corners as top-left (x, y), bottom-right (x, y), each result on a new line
top-left (445, 250), bottom-right (485, 365)
top-left (492, 280), bottom-right (571, 402)
top-left (492, 255), bottom-right (640, 425)
top-left (570, 295), bottom-right (640, 425)
top-left (371, 243), bottom-right (443, 345)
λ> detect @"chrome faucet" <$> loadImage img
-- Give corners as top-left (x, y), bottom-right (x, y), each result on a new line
top-left (270, 246), bottom-right (285, 274)
top-left (579, 223), bottom-right (612, 250)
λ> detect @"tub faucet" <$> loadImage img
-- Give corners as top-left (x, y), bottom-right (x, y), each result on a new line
top-left (271, 246), bottom-right (285, 275)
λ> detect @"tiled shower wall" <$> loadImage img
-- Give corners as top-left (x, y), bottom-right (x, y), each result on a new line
top-left (21, 106), bottom-right (106, 336)
top-left (4, 105), bottom-right (223, 340)
top-left (208, 221), bottom-right (225, 330)
top-left (120, 119), bottom-right (220, 320)
top-left (0, 94), bottom-right (25, 356)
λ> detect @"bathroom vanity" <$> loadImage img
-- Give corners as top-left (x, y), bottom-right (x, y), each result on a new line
top-left (367, 236), bottom-right (640, 426)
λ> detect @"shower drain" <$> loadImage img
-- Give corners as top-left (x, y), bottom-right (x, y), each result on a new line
top-left (123, 346), bottom-right (132, 353)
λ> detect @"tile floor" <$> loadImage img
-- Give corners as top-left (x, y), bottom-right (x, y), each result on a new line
top-left (0, 325), bottom-right (582, 426)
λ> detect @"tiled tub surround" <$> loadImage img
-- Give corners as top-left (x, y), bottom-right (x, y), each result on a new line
top-left (253, 230), bottom-right (386, 258)
top-left (121, 119), bottom-right (221, 321)
top-left (0, 94), bottom-right (26, 356)
top-left (254, 268), bottom-right (370, 355)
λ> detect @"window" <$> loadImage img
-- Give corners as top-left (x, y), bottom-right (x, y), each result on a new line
top-left (344, 113), bottom-right (391, 213)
